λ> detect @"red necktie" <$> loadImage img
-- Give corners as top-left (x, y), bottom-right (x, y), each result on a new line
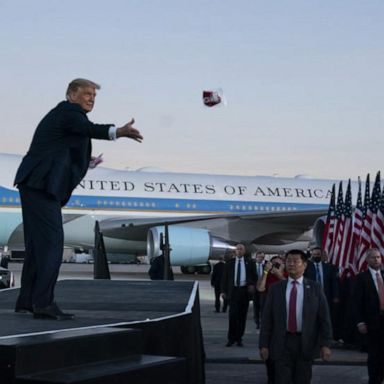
top-left (376, 272), bottom-right (384, 311)
top-left (288, 280), bottom-right (297, 332)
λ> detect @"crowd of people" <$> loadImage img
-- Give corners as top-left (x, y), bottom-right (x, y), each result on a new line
top-left (211, 244), bottom-right (384, 384)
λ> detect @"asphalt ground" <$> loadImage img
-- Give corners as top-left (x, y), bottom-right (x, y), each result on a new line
top-left (7, 262), bottom-right (369, 383)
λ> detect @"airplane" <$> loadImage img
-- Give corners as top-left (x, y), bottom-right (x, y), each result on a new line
top-left (0, 152), bottom-right (348, 273)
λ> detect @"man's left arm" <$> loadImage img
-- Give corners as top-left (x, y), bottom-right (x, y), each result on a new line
top-left (318, 286), bottom-right (333, 357)
top-left (329, 265), bottom-right (340, 303)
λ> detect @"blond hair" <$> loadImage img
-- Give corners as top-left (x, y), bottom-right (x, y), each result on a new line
top-left (66, 78), bottom-right (100, 99)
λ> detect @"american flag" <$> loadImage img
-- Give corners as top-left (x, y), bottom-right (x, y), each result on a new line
top-left (357, 172), bottom-right (380, 271)
top-left (371, 172), bottom-right (384, 254)
top-left (350, 177), bottom-right (363, 275)
top-left (329, 181), bottom-right (344, 265)
top-left (321, 183), bottom-right (336, 256)
top-left (338, 180), bottom-right (353, 274)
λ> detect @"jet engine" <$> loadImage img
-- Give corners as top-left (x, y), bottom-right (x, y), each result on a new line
top-left (147, 226), bottom-right (235, 268)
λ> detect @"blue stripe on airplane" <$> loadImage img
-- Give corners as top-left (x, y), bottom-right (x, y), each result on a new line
top-left (0, 187), bottom-right (327, 213)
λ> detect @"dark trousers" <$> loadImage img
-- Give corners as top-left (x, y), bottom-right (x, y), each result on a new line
top-left (274, 333), bottom-right (312, 384)
top-left (16, 185), bottom-right (63, 309)
top-left (227, 287), bottom-right (249, 342)
top-left (253, 291), bottom-right (261, 326)
top-left (367, 317), bottom-right (384, 384)
top-left (214, 285), bottom-right (227, 312)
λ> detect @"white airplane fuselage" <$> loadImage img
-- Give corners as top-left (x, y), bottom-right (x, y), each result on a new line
top-left (0, 153), bottom-right (346, 264)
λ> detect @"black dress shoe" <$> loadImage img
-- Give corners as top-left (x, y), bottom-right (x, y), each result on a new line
top-left (226, 341), bottom-right (234, 347)
top-left (15, 306), bottom-right (34, 314)
top-left (33, 303), bottom-right (75, 320)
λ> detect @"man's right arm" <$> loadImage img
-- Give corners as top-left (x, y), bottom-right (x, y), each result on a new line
top-left (115, 119), bottom-right (143, 142)
top-left (353, 274), bottom-right (367, 334)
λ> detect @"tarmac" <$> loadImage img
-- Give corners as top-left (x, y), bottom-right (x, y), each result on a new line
top-left (7, 262), bottom-right (369, 383)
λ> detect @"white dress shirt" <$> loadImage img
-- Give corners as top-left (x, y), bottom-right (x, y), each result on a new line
top-left (234, 257), bottom-right (247, 287)
top-left (368, 267), bottom-right (384, 294)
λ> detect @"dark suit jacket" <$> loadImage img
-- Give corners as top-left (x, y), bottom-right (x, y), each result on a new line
top-left (304, 261), bottom-right (339, 303)
top-left (354, 269), bottom-right (384, 331)
top-left (211, 261), bottom-right (225, 288)
top-left (14, 101), bottom-right (112, 205)
top-left (259, 278), bottom-right (333, 360)
top-left (221, 258), bottom-right (256, 301)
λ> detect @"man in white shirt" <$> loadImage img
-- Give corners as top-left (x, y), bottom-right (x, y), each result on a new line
top-left (221, 244), bottom-right (256, 347)
top-left (252, 251), bottom-right (265, 329)
top-left (354, 248), bottom-right (384, 384)
top-left (259, 249), bottom-right (332, 384)
top-left (14, 78), bottom-right (143, 320)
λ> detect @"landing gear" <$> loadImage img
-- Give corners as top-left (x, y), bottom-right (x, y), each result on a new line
top-left (180, 264), bottom-right (212, 275)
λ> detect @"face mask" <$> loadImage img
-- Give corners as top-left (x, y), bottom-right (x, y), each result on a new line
top-left (312, 256), bottom-right (322, 263)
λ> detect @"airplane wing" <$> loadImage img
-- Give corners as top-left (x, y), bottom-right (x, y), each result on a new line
top-left (99, 209), bottom-right (327, 243)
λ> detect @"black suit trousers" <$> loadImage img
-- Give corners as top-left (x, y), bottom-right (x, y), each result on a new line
top-left (214, 285), bottom-right (227, 312)
top-left (274, 333), bottom-right (313, 384)
top-left (228, 287), bottom-right (249, 342)
top-left (367, 317), bottom-right (384, 384)
top-left (16, 185), bottom-right (63, 308)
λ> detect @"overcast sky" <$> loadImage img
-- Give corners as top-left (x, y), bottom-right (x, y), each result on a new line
top-left (1, 0), bottom-right (383, 180)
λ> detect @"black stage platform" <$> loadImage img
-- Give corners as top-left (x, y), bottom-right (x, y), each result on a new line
top-left (0, 280), bottom-right (204, 383)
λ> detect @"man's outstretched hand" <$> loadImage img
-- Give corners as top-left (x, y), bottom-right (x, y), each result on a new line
top-left (116, 118), bottom-right (143, 142)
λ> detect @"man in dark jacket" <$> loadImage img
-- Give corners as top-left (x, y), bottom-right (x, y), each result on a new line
top-left (211, 256), bottom-right (227, 313)
top-left (14, 78), bottom-right (143, 320)
top-left (221, 244), bottom-right (256, 346)
top-left (259, 249), bottom-right (332, 384)
top-left (304, 246), bottom-right (340, 338)
top-left (354, 248), bottom-right (384, 384)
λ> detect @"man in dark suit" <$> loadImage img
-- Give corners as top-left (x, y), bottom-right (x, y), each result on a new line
top-left (304, 247), bottom-right (339, 302)
top-left (354, 248), bottom-right (384, 384)
top-left (210, 256), bottom-right (227, 313)
top-left (221, 243), bottom-right (256, 347)
top-left (252, 251), bottom-right (265, 328)
top-left (148, 254), bottom-right (174, 281)
top-left (259, 249), bottom-right (332, 384)
top-left (304, 246), bottom-right (340, 338)
top-left (14, 78), bottom-right (143, 320)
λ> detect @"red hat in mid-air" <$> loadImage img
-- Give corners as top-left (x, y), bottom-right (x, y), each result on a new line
top-left (203, 89), bottom-right (225, 107)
